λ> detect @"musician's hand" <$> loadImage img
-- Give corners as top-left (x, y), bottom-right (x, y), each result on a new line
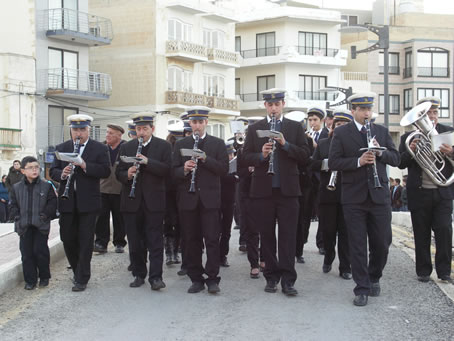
top-left (73, 158), bottom-right (87, 171)
top-left (184, 159), bottom-right (197, 174)
top-left (61, 165), bottom-right (72, 180)
top-left (274, 135), bottom-right (286, 146)
top-left (248, 166), bottom-right (255, 173)
top-left (197, 154), bottom-right (206, 162)
top-left (137, 153), bottom-right (148, 164)
top-left (371, 138), bottom-right (383, 157)
top-left (359, 151), bottom-right (376, 166)
top-left (127, 166), bottom-right (137, 180)
top-left (409, 138), bottom-right (420, 152)
top-left (262, 142), bottom-right (273, 158)
top-left (439, 143), bottom-right (453, 156)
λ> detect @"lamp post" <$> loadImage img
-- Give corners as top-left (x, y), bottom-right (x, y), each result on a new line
top-left (318, 86), bottom-right (353, 109)
top-left (343, 24), bottom-right (390, 128)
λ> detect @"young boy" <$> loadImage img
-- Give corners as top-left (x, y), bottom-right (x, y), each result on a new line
top-left (9, 156), bottom-right (57, 290)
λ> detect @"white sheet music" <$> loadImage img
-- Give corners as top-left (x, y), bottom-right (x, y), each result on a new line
top-left (432, 131), bottom-right (454, 152)
top-left (54, 152), bottom-right (83, 164)
top-left (256, 130), bottom-right (283, 139)
top-left (229, 156), bottom-right (237, 174)
top-left (180, 148), bottom-right (207, 159)
top-left (120, 156), bottom-right (143, 164)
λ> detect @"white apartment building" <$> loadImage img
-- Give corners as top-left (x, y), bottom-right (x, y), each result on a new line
top-left (88, 0), bottom-right (240, 141)
top-left (234, 3), bottom-right (348, 117)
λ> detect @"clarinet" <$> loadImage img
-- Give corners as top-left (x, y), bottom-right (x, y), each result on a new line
top-left (267, 114), bottom-right (276, 175)
top-left (364, 119), bottom-right (382, 189)
top-left (189, 132), bottom-right (200, 193)
top-left (129, 137), bottom-right (144, 199)
top-left (61, 137), bottom-right (81, 200)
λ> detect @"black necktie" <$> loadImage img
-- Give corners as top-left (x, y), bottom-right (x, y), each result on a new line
top-left (360, 126), bottom-right (367, 145)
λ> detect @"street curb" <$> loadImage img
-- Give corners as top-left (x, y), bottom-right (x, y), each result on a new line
top-left (0, 235), bottom-right (65, 296)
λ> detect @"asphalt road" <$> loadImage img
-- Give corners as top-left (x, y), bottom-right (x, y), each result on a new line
top-left (0, 224), bottom-right (453, 341)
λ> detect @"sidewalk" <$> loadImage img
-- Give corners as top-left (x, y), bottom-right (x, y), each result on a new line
top-left (0, 220), bottom-right (64, 295)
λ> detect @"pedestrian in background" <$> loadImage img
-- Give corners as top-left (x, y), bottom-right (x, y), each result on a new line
top-left (401, 176), bottom-right (408, 211)
top-left (5, 160), bottom-right (23, 193)
top-left (0, 175), bottom-right (9, 223)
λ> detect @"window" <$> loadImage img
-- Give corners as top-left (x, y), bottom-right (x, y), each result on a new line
top-left (417, 88), bottom-right (450, 118)
top-left (48, 0), bottom-right (78, 31)
top-left (48, 48), bottom-right (78, 89)
top-left (341, 15), bottom-right (358, 27)
top-left (235, 78), bottom-right (240, 96)
top-left (203, 29), bottom-right (225, 49)
top-left (206, 123), bottom-right (225, 140)
top-left (257, 75), bottom-right (275, 101)
top-left (168, 19), bottom-right (192, 41)
top-left (379, 52), bottom-right (400, 74)
top-left (167, 66), bottom-right (192, 92)
top-left (203, 74), bottom-right (225, 97)
top-left (298, 75), bottom-right (328, 100)
top-left (417, 47), bottom-right (449, 77)
top-left (379, 94), bottom-right (400, 115)
top-left (298, 32), bottom-right (328, 56)
top-left (403, 89), bottom-right (413, 113)
top-left (256, 32), bottom-right (276, 57)
top-left (90, 125), bottom-right (101, 141)
top-left (48, 106), bottom-right (77, 147)
top-left (235, 36), bottom-right (241, 52)
top-left (404, 50), bottom-right (412, 78)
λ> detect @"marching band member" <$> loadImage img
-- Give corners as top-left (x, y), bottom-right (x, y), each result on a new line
top-left (398, 96), bottom-right (454, 283)
top-left (172, 107), bottom-right (229, 294)
top-left (329, 92), bottom-right (400, 306)
top-left (116, 113), bottom-right (172, 291)
top-left (126, 120), bottom-right (137, 139)
top-left (50, 115), bottom-right (110, 292)
top-left (243, 89), bottom-right (310, 296)
top-left (311, 110), bottom-right (352, 279)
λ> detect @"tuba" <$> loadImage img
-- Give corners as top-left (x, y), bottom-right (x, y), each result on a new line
top-left (400, 101), bottom-right (454, 187)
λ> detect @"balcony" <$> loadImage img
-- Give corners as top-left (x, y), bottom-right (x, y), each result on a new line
top-left (403, 67), bottom-right (412, 78)
top-left (240, 47), bottom-right (281, 59)
top-left (44, 8), bottom-right (112, 46)
top-left (166, 40), bottom-right (208, 63)
top-left (418, 67), bottom-right (449, 77)
top-left (379, 66), bottom-right (400, 75)
top-left (297, 46), bottom-right (339, 57)
top-left (206, 48), bottom-right (239, 68)
top-left (38, 68), bottom-right (112, 100)
top-left (0, 128), bottom-right (22, 150)
top-left (296, 91), bottom-right (337, 101)
top-left (165, 91), bottom-right (239, 113)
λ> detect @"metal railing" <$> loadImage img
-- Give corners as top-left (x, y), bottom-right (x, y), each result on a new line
top-left (403, 67), bottom-right (412, 78)
top-left (166, 91), bottom-right (238, 111)
top-left (166, 40), bottom-right (207, 59)
top-left (240, 47), bottom-right (281, 59)
top-left (39, 68), bottom-right (112, 96)
top-left (341, 72), bottom-right (368, 81)
top-left (296, 91), bottom-right (337, 101)
top-left (45, 8), bottom-right (113, 41)
top-left (0, 128), bottom-right (22, 150)
top-left (418, 67), bottom-right (449, 77)
top-left (379, 66), bottom-right (400, 74)
top-left (296, 46), bottom-right (339, 57)
top-left (207, 48), bottom-right (239, 65)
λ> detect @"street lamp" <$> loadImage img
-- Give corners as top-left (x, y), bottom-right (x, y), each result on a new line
top-left (341, 24), bottom-right (390, 128)
top-left (318, 86), bottom-right (353, 109)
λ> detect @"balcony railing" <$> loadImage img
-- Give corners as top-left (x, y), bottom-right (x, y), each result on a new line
top-left (207, 48), bottom-right (239, 65)
top-left (166, 91), bottom-right (239, 111)
top-left (297, 46), bottom-right (339, 57)
top-left (403, 67), bottom-right (412, 78)
top-left (166, 40), bottom-right (207, 60)
top-left (379, 66), bottom-right (400, 75)
top-left (239, 93), bottom-right (261, 102)
top-left (38, 68), bottom-right (112, 97)
top-left (341, 72), bottom-right (368, 81)
top-left (240, 47), bottom-right (281, 59)
top-left (44, 8), bottom-right (113, 44)
top-left (418, 67), bottom-right (449, 77)
top-left (0, 128), bottom-right (22, 150)
top-left (296, 91), bottom-right (337, 101)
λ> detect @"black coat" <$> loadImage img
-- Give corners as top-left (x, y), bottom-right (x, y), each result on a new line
top-left (398, 123), bottom-right (454, 210)
top-left (172, 134), bottom-right (229, 210)
top-left (329, 121), bottom-right (400, 205)
top-left (50, 139), bottom-right (111, 213)
top-left (116, 137), bottom-right (172, 213)
top-left (243, 117), bottom-right (311, 198)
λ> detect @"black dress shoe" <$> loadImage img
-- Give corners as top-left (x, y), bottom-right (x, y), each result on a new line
top-left (39, 278), bottom-right (49, 288)
top-left (339, 272), bottom-right (352, 280)
top-left (264, 280), bottom-right (277, 293)
top-left (127, 264), bottom-right (133, 271)
top-left (72, 283), bottom-right (87, 292)
top-left (322, 263), bottom-right (332, 273)
top-left (165, 255), bottom-right (173, 266)
top-left (172, 253), bottom-right (181, 264)
top-left (233, 225), bottom-right (240, 230)
top-left (238, 244), bottom-right (247, 252)
top-left (151, 278), bottom-right (166, 291)
top-left (318, 247), bottom-right (326, 255)
top-left (250, 268), bottom-right (260, 279)
top-left (282, 285), bottom-right (298, 296)
top-left (130, 276), bottom-right (145, 288)
top-left (369, 282), bottom-right (381, 297)
top-left (439, 275), bottom-right (453, 283)
top-left (207, 282), bottom-right (221, 294)
top-left (296, 256), bottom-right (305, 264)
top-left (177, 268), bottom-right (188, 276)
top-left (93, 243), bottom-right (107, 253)
top-left (188, 282), bottom-right (205, 293)
top-left (353, 294), bottom-right (368, 306)
top-left (115, 245), bottom-right (125, 254)
top-left (417, 275), bottom-right (430, 282)
top-left (24, 283), bottom-right (36, 290)
top-left (220, 257), bottom-right (230, 267)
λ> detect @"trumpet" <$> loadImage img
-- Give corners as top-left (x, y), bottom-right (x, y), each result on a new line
top-left (189, 132), bottom-right (200, 193)
top-left (364, 119), bottom-right (382, 189)
top-left (327, 171), bottom-right (338, 191)
top-left (61, 137), bottom-right (81, 200)
top-left (235, 132), bottom-right (245, 145)
top-left (267, 114), bottom-right (276, 175)
top-left (129, 137), bottom-right (144, 199)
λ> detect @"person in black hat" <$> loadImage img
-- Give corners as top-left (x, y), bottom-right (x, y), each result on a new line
top-left (329, 92), bottom-right (400, 306)
top-left (50, 114), bottom-right (111, 292)
top-left (172, 106), bottom-right (229, 294)
top-left (398, 96), bottom-right (454, 284)
top-left (116, 113), bottom-right (172, 291)
top-left (243, 89), bottom-right (311, 296)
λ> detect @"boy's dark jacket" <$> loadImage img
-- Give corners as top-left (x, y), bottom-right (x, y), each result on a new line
top-left (9, 177), bottom-right (57, 236)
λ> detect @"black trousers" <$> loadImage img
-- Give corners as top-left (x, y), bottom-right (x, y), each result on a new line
top-left (123, 204), bottom-right (164, 283)
top-left (251, 189), bottom-right (298, 286)
top-left (95, 193), bottom-right (126, 248)
top-left (20, 226), bottom-right (50, 285)
top-left (237, 188), bottom-right (247, 246)
top-left (242, 196), bottom-right (260, 268)
top-left (0, 200), bottom-right (8, 223)
top-left (410, 189), bottom-right (453, 278)
top-left (343, 198), bottom-right (392, 296)
top-left (179, 200), bottom-right (221, 285)
top-left (163, 190), bottom-right (181, 251)
top-left (60, 211), bottom-right (98, 285)
top-left (319, 202), bottom-right (350, 273)
top-left (219, 201), bottom-right (234, 260)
